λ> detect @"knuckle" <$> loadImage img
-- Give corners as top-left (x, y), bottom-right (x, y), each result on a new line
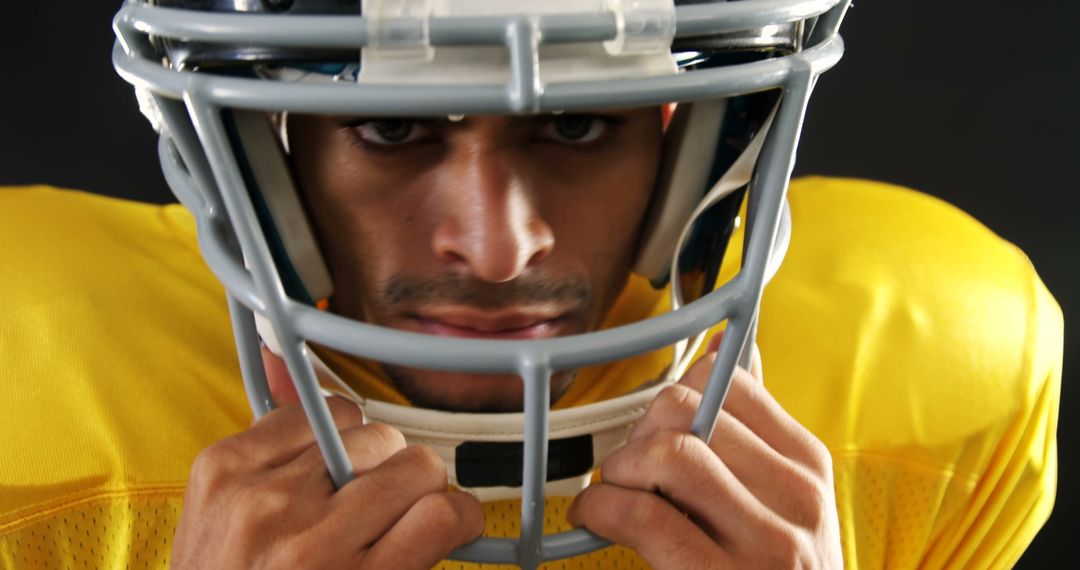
top-left (642, 430), bottom-right (698, 468)
top-left (761, 525), bottom-right (805, 566)
top-left (576, 486), bottom-right (629, 535)
top-left (365, 422), bottom-right (408, 453)
top-left (341, 423), bottom-right (410, 471)
top-left (269, 533), bottom-right (320, 569)
top-left (805, 436), bottom-right (834, 476)
top-left (413, 493), bottom-right (466, 534)
top-left (624, 491), bottom-right (667, 530)
top-left (784, 467), bottom-right (832, 531)
top-left (339, 426), bottom-right (391, 460)
top-left (228, 481), bottom-right (283, 532)
top-left (189, 441), bottom-right (245, 492)
top-left (399, 444), bottom-right (448, 484)
top-left (651, 384), bottom-right (699, 420)
top-left (602, 430), bottom-right (704, 485)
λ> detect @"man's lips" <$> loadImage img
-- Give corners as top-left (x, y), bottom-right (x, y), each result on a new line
top-left (408, 308), bottom-right (569, 340)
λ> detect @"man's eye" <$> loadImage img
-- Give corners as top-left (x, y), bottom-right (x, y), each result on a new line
top-left (537, 115), bottom-right (608, 144)
top-left (350, 119), bottom-right (428, 146)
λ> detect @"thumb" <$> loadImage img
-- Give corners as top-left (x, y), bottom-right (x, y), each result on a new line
top-left (261, 345), bottom-right (303, 407)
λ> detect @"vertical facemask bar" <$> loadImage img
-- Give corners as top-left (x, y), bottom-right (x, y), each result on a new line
top-left (806, 0), bottom-right (851, 48)
top-left (738, 310), bottom-right (760, 370)
top-left (518, 359), bottom-right (552, 569)
top-left (159, 136), bottom-right (207, 214)
top-left (185, 90), bottom-right (357, 490)
top-left (734, 197), bottom-right (788, 371)
top-left (735, 141), bottom-right (763, 373)
top-left (228, 294), bottom-right (275, 418)
top-left (159, 132), bottom-right (268, 317)
top-left (692, 64), bottom-right (814, 443)
top-left (505, 17), bottom-right (542, 114)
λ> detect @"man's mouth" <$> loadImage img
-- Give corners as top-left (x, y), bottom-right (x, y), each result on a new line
top-left (408, 307), bottom-right (569, 340)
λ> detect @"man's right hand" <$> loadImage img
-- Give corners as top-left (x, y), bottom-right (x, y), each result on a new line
top-left (170, 350), bottom-right (485, 569)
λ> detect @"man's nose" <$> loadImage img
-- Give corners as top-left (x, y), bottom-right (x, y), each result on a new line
top-left (431, 146), bottom-right (554, 283)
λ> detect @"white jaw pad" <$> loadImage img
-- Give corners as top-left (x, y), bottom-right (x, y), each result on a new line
top-left (359, 0), bottom-right (678, 86)
top-left (232, 110), bottom-right (334, 302)
top-left (634, 99), bottom-right (728, 284)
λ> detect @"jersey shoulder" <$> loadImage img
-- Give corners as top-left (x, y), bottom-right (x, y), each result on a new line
top-left (764, 176), bottom-right (1062, 568)
top-left (0, 187), bottom-right (247, 567)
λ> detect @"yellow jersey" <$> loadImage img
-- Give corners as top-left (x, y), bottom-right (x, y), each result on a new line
top-left (0, 177), bottom-right (1062, 569)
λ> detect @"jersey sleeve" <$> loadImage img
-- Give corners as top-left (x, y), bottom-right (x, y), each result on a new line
top-left (758, 177), bottom-right (1062, 569)
top-left (0, 186), bottom-right (248, 569)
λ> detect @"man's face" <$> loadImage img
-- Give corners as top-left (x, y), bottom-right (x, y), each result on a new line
top-left (287, 109), bottom-right (663, 412)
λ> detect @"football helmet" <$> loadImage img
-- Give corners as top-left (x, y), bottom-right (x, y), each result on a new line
top-left (112, 0), bottom-right (849, 566)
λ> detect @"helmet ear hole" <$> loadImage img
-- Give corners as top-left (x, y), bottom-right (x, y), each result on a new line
top-left (227, 110), bottom-right (334, 303)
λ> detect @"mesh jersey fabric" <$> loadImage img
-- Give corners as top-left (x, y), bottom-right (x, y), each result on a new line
top-left (0, 176), bottom-right (1062, 569)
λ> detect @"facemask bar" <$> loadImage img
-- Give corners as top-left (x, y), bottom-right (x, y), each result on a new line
top-left (114, 0), bottom-right (848, 566)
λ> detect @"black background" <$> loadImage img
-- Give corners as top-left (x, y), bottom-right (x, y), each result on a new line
top-left (1, 2), bottom-right (1075, 566)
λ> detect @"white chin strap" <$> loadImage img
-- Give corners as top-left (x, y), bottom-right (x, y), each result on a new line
top-left (258, 321), bottom-right (666, 502)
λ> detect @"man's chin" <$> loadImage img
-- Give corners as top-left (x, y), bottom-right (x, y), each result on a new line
top-left (383, 365), bottom-right (576, 413)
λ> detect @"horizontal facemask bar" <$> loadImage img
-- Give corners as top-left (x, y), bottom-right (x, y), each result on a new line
top-left (116, 38), bottom-right (842, 116)
top-left (117, 0), bottom-right (840, 50)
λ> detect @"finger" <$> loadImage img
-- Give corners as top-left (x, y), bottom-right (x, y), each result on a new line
top-left (676, 350), bottom-right (717, 394)
top-left (630, 383), bottom-right (698, 439)
top-left (285, 422), bottom-right (408, 495)
top-left (359, 491), bottom-right (485, 570)
top-left (720, 367), bottom-right (831, 474)
top-left (568, 483), bottom-right (732, 570)
top-left (262, 346), bottom-right (302, 407)
top-left (705, 333), bottom-right (763, 384)
top-left (677, 352), bottom-right (820, 471)
top-left (327, 445), bottom-right (453, 550)
top-left (600, 428), bottom-right (781, 547)
top-left (680, 351), bottom-right (760, 395)
top-left (234, 395), bottom-right (366, 468)
top-left (706, 331), bottom-right (725, 353)
top-left (747, 343), bottom-right (764, 383)
top-left (629, 384), bottom-right (825, 527)
top-left (262, 346), bottom-right (353, 406)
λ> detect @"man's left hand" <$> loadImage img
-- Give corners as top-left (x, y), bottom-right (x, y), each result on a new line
top-left (568, 347), bottom-right (843, 569)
